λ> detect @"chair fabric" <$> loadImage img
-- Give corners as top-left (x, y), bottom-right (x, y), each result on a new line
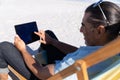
top-left (92, 59), bottom-right (120, 80)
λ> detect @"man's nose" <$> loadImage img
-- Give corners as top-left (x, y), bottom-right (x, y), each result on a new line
top-left (80, 26), bottom-right (83, 33)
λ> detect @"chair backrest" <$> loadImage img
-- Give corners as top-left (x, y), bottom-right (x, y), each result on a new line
top-left (47, 37), bottom-right (120, 80)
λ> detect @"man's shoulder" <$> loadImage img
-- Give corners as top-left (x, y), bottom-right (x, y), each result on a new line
top-left (79, 46), bottom-right (102, 50)
top-left (75, 46), bottom-right (102, 54)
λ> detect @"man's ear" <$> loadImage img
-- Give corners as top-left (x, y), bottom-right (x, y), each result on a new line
top-left (97, 25), bottom-right (106, 34)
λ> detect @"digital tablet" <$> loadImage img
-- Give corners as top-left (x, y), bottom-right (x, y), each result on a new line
top-left (14, 21), bottom-right (40, 44)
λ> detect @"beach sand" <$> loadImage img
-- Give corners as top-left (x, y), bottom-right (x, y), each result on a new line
top-left (0, 0), bottom-right (119, 52)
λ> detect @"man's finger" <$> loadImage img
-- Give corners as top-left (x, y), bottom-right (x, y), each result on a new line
top-left (34, 32), bottom-right (41, 36)
top-left (40, 39), bottom-right (46, 44)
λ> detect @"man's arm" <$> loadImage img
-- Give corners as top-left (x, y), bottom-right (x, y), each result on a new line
top-left (20, 49), bottom-right (54, 79)
top-left (49, 38), bottom-right (78, 54)
top-left (35, 30), bottom-right (78, 54)
top-left (14, 35), bottom-right (55, 80)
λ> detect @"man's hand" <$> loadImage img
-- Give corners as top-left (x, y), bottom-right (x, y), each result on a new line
top-left (14, 35), bottom-right (26, 52)
top-left (34, 30), bottom-right (54, 45)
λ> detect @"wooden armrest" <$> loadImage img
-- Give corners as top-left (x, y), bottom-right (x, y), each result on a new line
top-left (8, 65), bottom-right (26, 80)
top-left (47, 60), bottom-right (88, 80)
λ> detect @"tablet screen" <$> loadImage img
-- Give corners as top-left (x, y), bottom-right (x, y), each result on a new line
top-left (14, 21), bottom-right (40, 44)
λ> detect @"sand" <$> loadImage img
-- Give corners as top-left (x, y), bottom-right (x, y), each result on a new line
top-left (0, 0), bottom-right (119, 52)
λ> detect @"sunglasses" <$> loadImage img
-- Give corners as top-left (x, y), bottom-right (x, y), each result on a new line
top-left (93, 0), bottom-right (109, 26)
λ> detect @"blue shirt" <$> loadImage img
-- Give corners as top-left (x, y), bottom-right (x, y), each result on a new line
top-left (54, 46), bottom-right (119, 80)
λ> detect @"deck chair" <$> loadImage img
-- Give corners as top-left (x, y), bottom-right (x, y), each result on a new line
top-left (8, 37), bottom-right (120, 80)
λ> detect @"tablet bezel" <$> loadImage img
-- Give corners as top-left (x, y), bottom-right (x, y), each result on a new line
top-left (14, 21), bottom-right (40, 44)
